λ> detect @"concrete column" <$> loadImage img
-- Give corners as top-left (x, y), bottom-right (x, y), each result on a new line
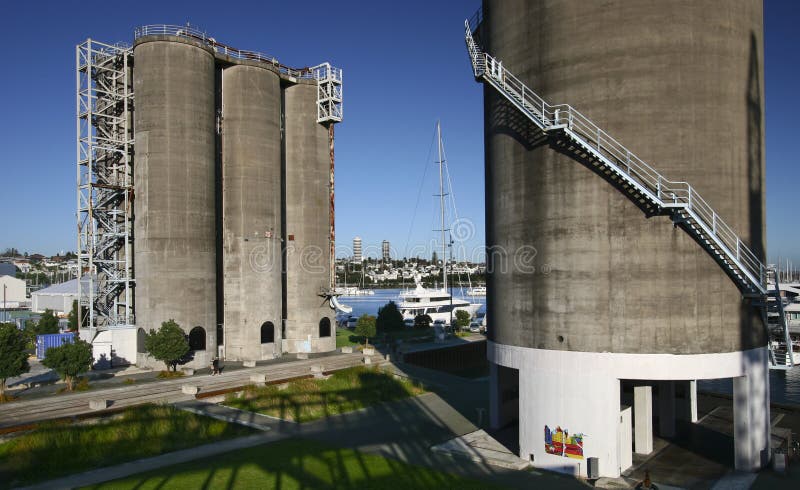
top-left (489, 362), bottom-right (502, 429)
top-left (658, 381), bottom-right (676, 438)
top-left (634, 385), bottom-right (653, 454)
top-left (733, 350), bottom-right (771, 471)
top-left (689, 380), bottom-right (698, 423)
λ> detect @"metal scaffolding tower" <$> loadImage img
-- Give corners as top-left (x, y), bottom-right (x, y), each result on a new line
top-left (76, 39), bottom-right (135, 332)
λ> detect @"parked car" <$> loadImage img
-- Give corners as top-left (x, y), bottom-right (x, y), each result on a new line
top-left (403, 318), bottom-right (415, 328)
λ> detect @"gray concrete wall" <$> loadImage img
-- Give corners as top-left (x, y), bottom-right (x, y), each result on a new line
top-left (133, 37), bottom-right (217, 365)
top-left (221, 64), bottom-right (283, 361)
top-left (483, 0), bottom-right (765, 354)
top-left (283, 82), bottom-right (335, 353)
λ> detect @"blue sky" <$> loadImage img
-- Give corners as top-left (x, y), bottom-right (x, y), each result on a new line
top-left (0, 0), bottom-right (797, 265)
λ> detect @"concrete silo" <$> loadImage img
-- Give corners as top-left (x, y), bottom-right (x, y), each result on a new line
top-left (221, 62), bottom-right (283, 361)
top-left (283, 82), bottom-right (336, 354)
top-left (133, 36), bottom-right (218, 367)
top-left (475, 0), bottom-right (768, 477)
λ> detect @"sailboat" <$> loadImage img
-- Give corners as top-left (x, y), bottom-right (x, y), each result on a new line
top-left (397, 122), bottom-right (482, 325)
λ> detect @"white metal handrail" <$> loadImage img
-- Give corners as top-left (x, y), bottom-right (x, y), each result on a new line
top-left (133, 24), bottom-right (342, 83)
top-left (465, 18), bottom-right (765, 294)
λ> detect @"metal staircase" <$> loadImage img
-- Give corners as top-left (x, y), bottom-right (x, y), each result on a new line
top-left (763, 268), bottom-right (795, 369)
top-left (464, 13), bottom-right (791, 370)
top-left (464, 15), bottom-right (764, 298)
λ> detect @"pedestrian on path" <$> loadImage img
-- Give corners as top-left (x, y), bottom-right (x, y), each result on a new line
top-left (211, 357), bottom-right (220, 375)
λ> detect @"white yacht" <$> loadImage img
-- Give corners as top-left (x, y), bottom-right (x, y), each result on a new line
top-left (397, 121), bottom-right (481, 325)
top-left (398, 277), bottom-right (482, 325)
top-left (466, 285), bottom-right (486, 296)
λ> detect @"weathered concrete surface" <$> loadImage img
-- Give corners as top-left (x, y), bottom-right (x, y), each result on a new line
top-left (133, 37), bottom-right (217, 366)
top-left (283, 82), bottom-right (335, 354)
top-left (483, 0), bottom-right (766, 354)
top-left (222, 64), bottom-right (282, 361)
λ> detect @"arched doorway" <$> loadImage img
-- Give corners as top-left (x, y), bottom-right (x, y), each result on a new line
top-left (189, 326), bottom-right (206, 351)
top-left (261, 321), bottom-right (275, 344)
top-left (319, 317), bottom-right (331, 338)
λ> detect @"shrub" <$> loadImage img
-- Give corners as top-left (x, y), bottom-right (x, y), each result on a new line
top-left (354, 315), bottom-right (376, 347)
top-left (414, 314), bottom-right (432, 329)
top-left (145, 320), bottom-right (189, 372)
top-left (376, 301), bottom-right (404, 333)
top-left (455, 310), bottom-right (472, 329)
top-left (0, 323), bottom-right (29, 397)
top-left (42, 339), bottom-right (93, 391)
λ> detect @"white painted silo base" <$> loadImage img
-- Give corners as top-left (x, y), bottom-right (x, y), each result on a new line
top-left (488, 341), bottom-right (770, 478)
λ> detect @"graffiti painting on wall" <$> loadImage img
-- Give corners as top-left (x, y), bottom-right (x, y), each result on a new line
top-left (544, 425), bottom-right (585, 459)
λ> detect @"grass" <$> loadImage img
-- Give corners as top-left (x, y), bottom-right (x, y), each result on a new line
top-left (0, 404), bottom-right (255, 489)
top-left (83, 438), bottom-right (498, 490)
top-left (225, 366), bottom-right (426, 423)
top-left (156, 370), bottom-right (185, 379)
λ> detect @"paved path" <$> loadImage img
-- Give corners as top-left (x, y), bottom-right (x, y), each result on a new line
top-left (18, 363), bottom-right (586, 490)
top-left (0, 351), bottom-right (385, 429)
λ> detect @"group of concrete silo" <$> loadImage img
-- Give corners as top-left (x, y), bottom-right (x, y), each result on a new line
top-left (133, 32), bottom-right (336, 367)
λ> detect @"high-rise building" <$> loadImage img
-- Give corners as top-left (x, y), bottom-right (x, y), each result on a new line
top-left (353, 236), bottom-right (362, 263)
top-left (382, 240), bottom-right (390, 262)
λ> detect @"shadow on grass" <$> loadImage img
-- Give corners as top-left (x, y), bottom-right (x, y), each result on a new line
top-left (0, 404), bottom-right (254, 489)
top-left (224, 366), bottom-right (426, 423)
top-left (83, 438), bottom-right (500, 490)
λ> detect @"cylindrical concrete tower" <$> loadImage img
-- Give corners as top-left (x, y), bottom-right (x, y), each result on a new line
top-left (221, 63), bottom-right (283, 361)
top-left (133, 37), bottom-right (217, 367)
top-left (482, 0), bottom-right (767, 477)
top-left (283, 82), bottom-right (335, 354)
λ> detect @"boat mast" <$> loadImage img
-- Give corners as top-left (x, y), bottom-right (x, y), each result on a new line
top-left (437, 121), bottom-right (447, 293)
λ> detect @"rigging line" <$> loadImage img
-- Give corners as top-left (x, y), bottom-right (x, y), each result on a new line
top-left (403, 122), bottom-right (438, 259)
top-left (441, 131), bottom-right (473, 292)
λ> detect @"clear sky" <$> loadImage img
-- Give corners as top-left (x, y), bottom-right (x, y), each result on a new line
top-left (0, 1), bottom-right (797, 265)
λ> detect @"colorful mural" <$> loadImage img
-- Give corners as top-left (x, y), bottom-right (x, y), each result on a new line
top-left (544, 425), bottom-right (585, 459)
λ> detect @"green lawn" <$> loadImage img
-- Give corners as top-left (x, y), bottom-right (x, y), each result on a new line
top-left (0, 404), bottom-right (255, 489)
top-left (83, 438), bottom-right (498, 489)
top-left (225, 366), bottom-right (425, 422)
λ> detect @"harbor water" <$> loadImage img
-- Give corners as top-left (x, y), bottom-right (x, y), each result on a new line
top-left (340, 289), bottom-right (800, 406)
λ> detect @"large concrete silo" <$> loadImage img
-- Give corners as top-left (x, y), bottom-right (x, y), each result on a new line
top-left (480, 0), bottom-right (767, 477)
top-left (133, 36), bottom-right (218, 367)
top-left (221, 63), bottom-right (283, 361)
top-left (283, 82), bottom-right (336, 354)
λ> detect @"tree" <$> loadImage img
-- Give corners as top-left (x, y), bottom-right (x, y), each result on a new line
top-left (68, 300), bottom-right (79, 331)
top-left (414, 314), bottom-right (433, 329)
top-left (41, 339), bottom-right (93, 391)
top-left (355, 314), bottom-right (376, 347)
top-left (145, 320), bottom-right (189, 372)
top-left (0, 323), bottom-right (29, 397)
top-left (455, 310), bottom-right (472, 330)
top-left (376, 301), bottom-right (404, 333)
top-left (35, 310), bottom-right (60, 335)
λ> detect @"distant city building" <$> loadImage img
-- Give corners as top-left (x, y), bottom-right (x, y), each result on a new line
top-left (353, 236), bottom-right (362, 263)
top-left (0, 275), bottom-right (26, 306)
top-left (31, 277), bottom-right (87, 314)
top-left (382, 240), bottom-right (390, 262)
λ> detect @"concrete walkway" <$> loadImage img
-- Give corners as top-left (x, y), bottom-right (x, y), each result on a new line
top-left (0, 351), bottom-right (385, 429)
top-left (17, 363), bottom-right (586, 490)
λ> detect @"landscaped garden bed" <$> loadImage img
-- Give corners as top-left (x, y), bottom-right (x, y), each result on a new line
top-left (224, 366), bottom-right (425, 423)
top-left (0, 404), bottom-right (255, 488)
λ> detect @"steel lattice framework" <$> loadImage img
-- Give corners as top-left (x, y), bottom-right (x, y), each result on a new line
top-left (76, 39), bottom-right (134, 332)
